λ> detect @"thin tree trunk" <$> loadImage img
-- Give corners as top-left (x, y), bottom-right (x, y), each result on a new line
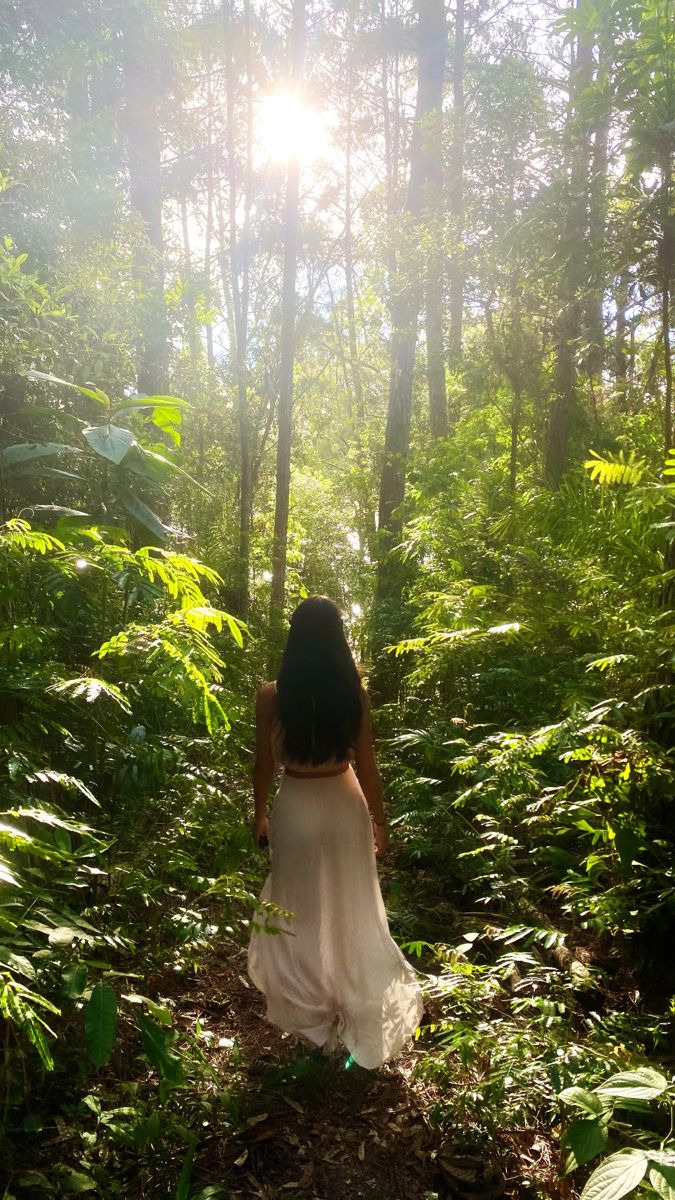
top-left (448, 0), bottom-right (464, 373)
top-left (375, 0), bottom-right (446, 640)
top-left (180, 192), bottom-right (200, 364)
top-left (121, 2), bottom-right (169, 395)
top-left (345, 48), bottom-right (364, 422)
top-left (225, 0), bottom-right (253, 617)
top-left (661, 148), bottom-right (673, 453)
top-left (586, 40), bottom-right (610, 383)
top-left (393, 0), bottom-right (401, 202)
top-left (270, 0), bottom-right (305, 634)
top-left (615, 271), bottom-right (629, 400)
top-left (659, 141), bottom-right (675, 660)
top-left (544, 1), bottom-right (593, 486)
top-left (345, 14), bottom-right (377, 560)
top-left (510, 382), bottom-right (522, 495)
top-left (205, 78), bottom-right (215, 370)
top-left (425, 0), bottom-right (448, 439)
top-left (380, 0), bottom-right (398, 291)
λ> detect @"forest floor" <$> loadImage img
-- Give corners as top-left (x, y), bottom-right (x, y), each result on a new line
top-left (168, 947), bottom-right (443, 1200)
top-left (158, 943), bottom-right (547, 1200)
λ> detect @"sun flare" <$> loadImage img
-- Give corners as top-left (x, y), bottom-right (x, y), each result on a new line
top-left (257, 91), bottom-right (326, 165)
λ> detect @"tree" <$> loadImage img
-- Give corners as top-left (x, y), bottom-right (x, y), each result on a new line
top-left (544, 0), bottom-right (596, 487)
top-left (225, 0), bottom-right (254, 616)
top-left (448, 0), bottom-right (465, 375)
top-left (120, 1), bottom-right (171, 396)
top-left (270, 0), bottom-right (306, 638)
top-left (425, 1), bottom-right (449, 439)
top-left (375, 0), bottom-right (447, 630)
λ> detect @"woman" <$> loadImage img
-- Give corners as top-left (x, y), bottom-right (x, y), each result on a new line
top-left (247, 595), bottom-right (424, 1069)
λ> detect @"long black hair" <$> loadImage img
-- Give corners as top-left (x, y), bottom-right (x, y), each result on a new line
top-left (276, 596), bottom-right (364, 765)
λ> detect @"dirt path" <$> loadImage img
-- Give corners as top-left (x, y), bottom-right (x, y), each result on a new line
top-left (172, 944), bottom-right (442, 1200)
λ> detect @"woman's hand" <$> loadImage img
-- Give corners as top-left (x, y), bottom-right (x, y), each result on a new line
top-left (254, 814), bottom-right (270, 851)
top-left (372, 820), bottom-right (390, 855)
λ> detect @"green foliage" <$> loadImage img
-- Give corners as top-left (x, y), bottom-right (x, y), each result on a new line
top-left (3, 0), bottom-right (675, 1194)
top-left (84, 984), bottom-right (118, 1070)
top-left (584, 450), bottom-right (648, 486)
top-left (560, 1069), bottom-right (675, 1199)
top-left (0, 511), bottom-right (250, 1135)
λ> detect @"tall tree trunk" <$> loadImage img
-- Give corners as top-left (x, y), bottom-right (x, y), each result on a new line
top-left (180, 191), bottom-right (200, 365)
top-left (345, 49), bottom-right (364, 423)
top-left (204, 78), bottom-right (215, 371)
top-left (345, 23), bottom-right (377, 560)
top-left (380, 0), bottom-right (398, 291)
top-left (425, 3), bottom-right (448, 438)
top-left (544, 0), bottom-right (594, 486)
top-left (374, 0), bottom-right (446, 648)
top-left (510, 382), bottom-right (522, 495)
top-left (225, 0), bottom-right (253, 617)
top-left (586, 40), bottom-right (611, 384)
top-left (659, 137), bottom-right (675, 656)
top-left (270, 0), bottom-right (305, 635)
top-left (661, 147), bottom-right (673, 454)
top-left (121, 2), bottom-right (169, 395)
top-left (448, 0), bottom-right (464, 375)
top-left (615, 270), bottom-right (630, 402)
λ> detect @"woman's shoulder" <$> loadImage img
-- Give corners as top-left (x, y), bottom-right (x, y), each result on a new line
top-left (255, 680), bottom-right (278, 718)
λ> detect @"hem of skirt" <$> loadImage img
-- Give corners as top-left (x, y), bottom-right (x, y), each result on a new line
top-left (247, 965), bottom-right (425, 1070)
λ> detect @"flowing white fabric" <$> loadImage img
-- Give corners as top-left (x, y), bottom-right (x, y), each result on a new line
top-left (247, 766), bottom-right (424, 1069)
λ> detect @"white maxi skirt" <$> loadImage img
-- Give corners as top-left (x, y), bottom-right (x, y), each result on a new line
top-left (247, 766), bottom-right (424, 1069)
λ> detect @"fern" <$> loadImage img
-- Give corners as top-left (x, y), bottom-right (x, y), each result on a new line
top-left (584, 449), bottom-right (647, 486)
top-left (0, 518), bottom-right (65, 554)
top-left (49, 675), bottom-right (132, 712)
top-left (0, 974), bottom-right (60, 1069)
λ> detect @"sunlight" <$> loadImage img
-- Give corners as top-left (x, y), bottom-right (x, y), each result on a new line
top-left (257, 91), bottom-right (326, 165)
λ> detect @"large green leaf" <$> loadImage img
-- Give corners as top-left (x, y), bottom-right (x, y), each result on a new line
top-left (595, 1069), bottom-right (669, 1101)
top-left (175, 1135), bottom-right (197, 1200)
top-left (563, 1118), bottom-right (608, 1173)
top-left (580, 1150), bottom-right (648, 1200)
top-left (137, 1014), bottom-right (183, 1084)
top-left (650, 1163), bottom-right (675, 1200)
top-left (55, 1167), bottom-right (98, 1193)
top-left (20, 505), bottom-right (89, 519)
top-left (28, 369), bottom-right (109, 407)
top-left (112, 405), bottom-right (182, 448)
top-left (112, 395), bottom-right (191, 413)
top-left (12, 464), bottom-right (83, 481)
top-left (123, 993), bottom-right (173, 1026)
top-left (62, 963), bottom-right (88, 1000)
top-left (613, 827), bottom-right (642, 870)
top-left (115, 483), bottom-right (170, 543)
top-left (84, 983), bottom-right (117, 1069)
top-left (0, 443), bottom-right (82, 471)
top-left (124, 444), bottom-right (212, 495)
top-left (83, 424), bottom-right (136, 465)
top-left (559, 1087), bottom-right (607, 1117)
top-left (149, 407), bottom-right (182, 445)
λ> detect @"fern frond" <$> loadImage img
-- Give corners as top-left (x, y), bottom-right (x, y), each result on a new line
top-left (584, 449), bottom-right (646, 486)
top-left (49, 675), bottom-right (131, 713)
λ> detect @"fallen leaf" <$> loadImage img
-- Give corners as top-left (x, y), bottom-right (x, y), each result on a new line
top-left (234, 1150), bottom-right (248, 1167)
top-left (298, 1162), bottom-right (314, 1188)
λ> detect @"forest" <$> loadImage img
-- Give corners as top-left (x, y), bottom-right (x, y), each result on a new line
top-left (2, 0), bottom-right (675, 1196)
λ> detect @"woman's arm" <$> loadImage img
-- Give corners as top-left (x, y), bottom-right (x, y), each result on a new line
top-left (253, 683), bottom-right (275, 845)
top-left (354, 691), bottom-right (390, 853)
